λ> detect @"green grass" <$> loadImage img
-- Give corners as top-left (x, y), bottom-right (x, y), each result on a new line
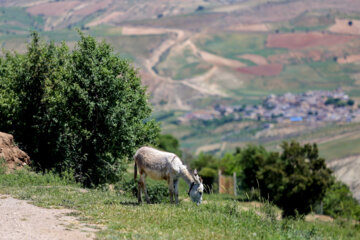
top-left (195, 33), bottom-right (287, 60)
top-left (155, 46), bottom-right (213, 80)
top-left (260, 122), bottom-right (360, 161)
top-left (1, 168), bottom-right (360, 239)
top-left (319, 133), bottom-right (360, 161)
top-left (0, 7), bottom-right (44, 31)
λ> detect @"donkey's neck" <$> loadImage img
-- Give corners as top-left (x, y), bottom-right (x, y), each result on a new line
top-left (180, 166), bottom-right (194, 185)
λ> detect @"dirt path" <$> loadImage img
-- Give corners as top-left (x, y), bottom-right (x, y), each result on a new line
top-left (0, 195), bottom-right (96, 240)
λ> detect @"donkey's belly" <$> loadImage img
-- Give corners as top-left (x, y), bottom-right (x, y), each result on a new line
top-left (145, 168), bottom-right (168, 181)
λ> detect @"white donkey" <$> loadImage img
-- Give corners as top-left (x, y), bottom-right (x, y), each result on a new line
top-left (134, 146), bottom-right (204, 204)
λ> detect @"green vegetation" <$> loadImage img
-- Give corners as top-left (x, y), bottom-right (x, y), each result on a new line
top-left (189, 141), bottom-right (334, 218)
top-left (0, 7), bottom-right (44, 33)
top-left (157, 134), bottom-right (182, 157)
top-left (195, 33), bottom-right (286, 60)
top-left (0, 32), bottom-right (159, 185)
top-left (325, 97), bottom-right (355, 107)
top-left (1, 168), bottom-right (360, 239)
top-left (323, 181), bottom-right (360, 220)
top-left (255, 141), bottom-right (333, 217)
top-left (155, 46), bottom-right (213, 80)
top-left (318, 133), bottom-right (360, 161)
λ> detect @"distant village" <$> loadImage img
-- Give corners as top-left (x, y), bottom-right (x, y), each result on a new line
top-left (179, 89), bottom-right (360, 124)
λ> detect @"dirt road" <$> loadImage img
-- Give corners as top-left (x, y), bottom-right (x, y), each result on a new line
top-left (0, 195), bottom-right (96, 240)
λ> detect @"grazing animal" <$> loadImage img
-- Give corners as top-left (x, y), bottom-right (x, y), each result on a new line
top-left (134, 146), bottom-right (204, 204)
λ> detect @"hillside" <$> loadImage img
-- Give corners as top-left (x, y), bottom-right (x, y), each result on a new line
top-left (1, 0), bottom-right (360, 198)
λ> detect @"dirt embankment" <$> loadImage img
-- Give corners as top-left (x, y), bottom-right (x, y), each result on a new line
top-left (0, 132), bottom-right (30, 171)
top-left (328, 155), bottom-right (360, 202)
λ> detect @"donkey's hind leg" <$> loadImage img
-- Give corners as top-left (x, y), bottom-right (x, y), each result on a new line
top-left (137, 177), bottom-right (142, 204)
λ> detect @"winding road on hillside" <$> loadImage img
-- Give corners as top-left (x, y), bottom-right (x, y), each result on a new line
top-left (121, 26), bottom-right (248, 106)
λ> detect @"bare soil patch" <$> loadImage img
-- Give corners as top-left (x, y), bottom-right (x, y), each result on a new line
top-left (236, 63), bottom-right (283, 76)
top-left (266, 32), bottom-right (355, 50)
top-left (0, 195), bottom-right (96, 240)
top-left (305, 214), bottom-right (334, 223)
top-left (26, 1), bottom-right (80, 16)
top-left (329, 18), bottom-right (360, 35)
top-left (86, 11), bottom-right (123, 27)
top-left (328, 155), bottom-right (360, 201)
top-left (121, 26), bottom-right (170, 36)
top-left (228, 23), bottom-right (269, 32)
top-left (198, 50), bottom-right (246, 68)
top-left (238, 54), bottom-right (268, 65)
top-left (337, 54), bottom-right (360, 64)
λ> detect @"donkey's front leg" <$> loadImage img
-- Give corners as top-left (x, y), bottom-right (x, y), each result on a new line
top-left (168, 177), bottom-right (175, 203)
top-left (140, 173), bottom-right (150, 204)
top-left (174, 178), bottom-right (179, 204)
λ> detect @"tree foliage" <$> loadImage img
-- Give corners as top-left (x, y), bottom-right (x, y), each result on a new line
top-left (250, 141), bottom-right (333, 217)
top-left (0, 31), bottom-right (159, 185)
top-left (323, 181), bottom-right (360, 220)
top-left (156, 134), bottom-right (182, 157)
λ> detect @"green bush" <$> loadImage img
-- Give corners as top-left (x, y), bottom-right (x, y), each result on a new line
top-left (156, 134), bottom-right (182, 157)
top-left (0, 31), bottom-right (159, 186)
top-left (323, 181), bottom-right (360, 220)
top-left (119, 178), bottom-right (169, 203)
top-left (239, 141), bottom-right (333, 218)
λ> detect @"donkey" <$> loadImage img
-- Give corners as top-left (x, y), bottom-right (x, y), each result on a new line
top-left (134, 146), bottom-right (204, 205)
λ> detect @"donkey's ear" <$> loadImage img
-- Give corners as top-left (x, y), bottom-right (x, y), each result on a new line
top-left (193, 169), bottom-right (201, 183)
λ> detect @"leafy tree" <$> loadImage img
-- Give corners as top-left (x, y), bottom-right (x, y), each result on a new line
top-left (218, 151), bottom-right (242, 176)
top-left (156, 134), bottom-right (182, 157)
top-left (256, 141), bottom-right (333, 217)
top-left (190, 152), bottom-right (218, 172)
top-left (239, 145), bottom-right (268, 190)
top-left (0, 31), bottom-right (159, 185)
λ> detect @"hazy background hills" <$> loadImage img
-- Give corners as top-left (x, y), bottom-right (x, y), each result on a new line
top-left (1, 0), bottom-right (360, 199)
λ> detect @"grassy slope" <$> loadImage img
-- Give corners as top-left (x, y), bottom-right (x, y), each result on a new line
top-left (1, 169), bottom-right (359, 239)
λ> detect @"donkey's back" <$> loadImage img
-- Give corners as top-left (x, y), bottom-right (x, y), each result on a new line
top-left (134, 146), bottom-right (177, 180)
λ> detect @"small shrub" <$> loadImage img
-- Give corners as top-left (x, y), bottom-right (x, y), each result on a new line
top-left (323, 181), bottom-right (360, 220)
top-left (119, 178), bottom-right (169, 203)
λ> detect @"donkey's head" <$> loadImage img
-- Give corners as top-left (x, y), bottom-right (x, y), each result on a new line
top-left (188, 169), bottom-right (204, 205)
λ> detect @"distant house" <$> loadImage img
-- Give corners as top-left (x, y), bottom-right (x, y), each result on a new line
top-left (290, 116), bottom-right (303, 122)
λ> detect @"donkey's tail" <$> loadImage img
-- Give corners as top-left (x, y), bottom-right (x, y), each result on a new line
top-left (134, 162), bottom-right (138, 181)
